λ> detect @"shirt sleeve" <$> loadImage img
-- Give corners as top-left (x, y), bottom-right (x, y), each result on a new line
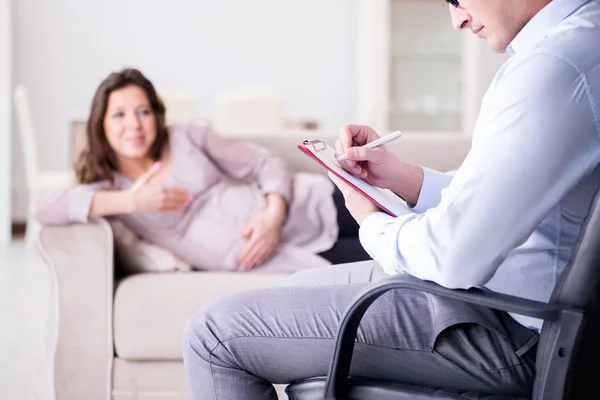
top-left (31, 180), bottom-right (113, 226)
top-left (186, 125), bottom-right (293, 203)
top-left (359, 53), bottom-right (600, 288)
top-left (408, 168), bottom-right (455, 213)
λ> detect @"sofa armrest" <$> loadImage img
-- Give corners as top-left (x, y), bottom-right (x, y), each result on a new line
top-left (37, 218), bottom-right (115, 400)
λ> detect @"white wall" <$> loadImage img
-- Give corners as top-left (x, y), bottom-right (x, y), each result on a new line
top-left (1, 0), bottom-right (12, 241)
top-left (11, 0), bottom-right (507, 221)
top-left (12, 0), bottom-right (358, 219)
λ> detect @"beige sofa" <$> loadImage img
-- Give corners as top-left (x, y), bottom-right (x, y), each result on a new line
top-left (36, 130), bottom-right (471, 400)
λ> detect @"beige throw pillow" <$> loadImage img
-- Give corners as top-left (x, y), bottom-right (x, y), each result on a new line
top-left (108, 219), bottom-right (192, 273)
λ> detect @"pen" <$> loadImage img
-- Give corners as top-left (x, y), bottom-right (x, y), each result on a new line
top-left (336, 130), bottom-right (403, 162)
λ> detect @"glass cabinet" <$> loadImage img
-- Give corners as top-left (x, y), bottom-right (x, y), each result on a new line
top-left (389, 0), bottom-right (464, 132)
top-left (356, 0), bottom-right (508, 135)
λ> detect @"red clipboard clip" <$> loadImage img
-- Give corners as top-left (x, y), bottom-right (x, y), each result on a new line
top-left (302, 139), bottom-right (327, 152)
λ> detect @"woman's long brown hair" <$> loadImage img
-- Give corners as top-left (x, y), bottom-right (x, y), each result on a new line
top-left (74, 68), bottom-right (169, 184)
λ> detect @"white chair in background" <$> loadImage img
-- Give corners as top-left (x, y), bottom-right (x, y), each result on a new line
top-left (160, 91), bottom-right (198, 124)
top-left (213, 91), bottom-right (285, 134)
top-left (13, 85), bottom-right (75, 244)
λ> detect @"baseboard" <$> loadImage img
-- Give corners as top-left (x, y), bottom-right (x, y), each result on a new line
top-left (12, 221), bottom-right (26, 237)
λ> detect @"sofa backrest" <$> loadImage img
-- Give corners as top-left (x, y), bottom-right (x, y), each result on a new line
top-left (70, 120), bottom-right (471, 175)
top-left (238, 131), bottom-right (472, 175)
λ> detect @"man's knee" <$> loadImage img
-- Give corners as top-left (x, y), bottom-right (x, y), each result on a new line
top-left (182, 292), bottom-right (247, 363)
top-left (183, 305), bottom-right (216, 364)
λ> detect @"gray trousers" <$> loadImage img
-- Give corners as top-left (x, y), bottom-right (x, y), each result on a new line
top-left (183, 262), bottom-right (538, 399)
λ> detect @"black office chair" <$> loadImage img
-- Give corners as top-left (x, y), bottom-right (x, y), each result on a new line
top-left (286, 189), bottom-right (600, 400)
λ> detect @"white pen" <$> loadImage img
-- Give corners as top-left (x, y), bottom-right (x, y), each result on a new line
top-left (336, 130), bottom-right (403, 162)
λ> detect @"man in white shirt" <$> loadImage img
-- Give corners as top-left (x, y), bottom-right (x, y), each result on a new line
top-left (183, 1), bottom-right (600, 399)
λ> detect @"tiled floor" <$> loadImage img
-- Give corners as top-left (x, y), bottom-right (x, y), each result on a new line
top-left (1, 238), bottom-right (55, 400)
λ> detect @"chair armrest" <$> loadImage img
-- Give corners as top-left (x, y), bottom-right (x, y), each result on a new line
top-left (371, 275), bottom-right (560, 319)
top-left (323, 274), bottom-right (578, 400)
top-left (37, 218), bottom-right (115, 400)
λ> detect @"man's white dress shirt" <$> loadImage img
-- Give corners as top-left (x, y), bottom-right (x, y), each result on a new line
top-left (359, 0), bottom-right (600, 331)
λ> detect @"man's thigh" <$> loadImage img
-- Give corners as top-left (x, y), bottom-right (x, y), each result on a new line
top-left (187, 280), bottom-right (534, 395)
top-left (284, 260), bottom-right (389, 287)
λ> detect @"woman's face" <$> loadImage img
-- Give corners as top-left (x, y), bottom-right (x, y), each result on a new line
top-left (103, 85), bottom-right (157, 160)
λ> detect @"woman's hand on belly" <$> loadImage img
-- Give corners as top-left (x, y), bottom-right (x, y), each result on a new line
top-left (238, 205), bottom-right (286, 271)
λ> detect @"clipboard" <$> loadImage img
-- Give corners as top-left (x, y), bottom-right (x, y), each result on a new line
top-left (298, 140), bottom-right (412, 218)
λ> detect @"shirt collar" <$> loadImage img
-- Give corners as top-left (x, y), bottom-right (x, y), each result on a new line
top-left (507, 0), bottom-right (592, 55)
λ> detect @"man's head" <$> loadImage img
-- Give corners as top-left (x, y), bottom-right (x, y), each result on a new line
top-left (447, 0), bottom-right (552, 52)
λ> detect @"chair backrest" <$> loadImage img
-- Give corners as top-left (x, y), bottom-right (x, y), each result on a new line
top-left (535, 164), bottom-right (600, 397)
top-left (549, 174), bottom-right (600, 309)
top-left (13, 85), bottom-right (40, 185)
top-left (213, 91), bottom-right (285, 133)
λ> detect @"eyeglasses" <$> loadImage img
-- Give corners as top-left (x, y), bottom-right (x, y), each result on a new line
top-left (446, 0), bottom-right (459, 7)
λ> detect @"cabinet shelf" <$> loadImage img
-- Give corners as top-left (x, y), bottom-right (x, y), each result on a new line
top-left (392, 54), bottom-right (462, 63)
top-left (390, 110), bottom-right (460, 118)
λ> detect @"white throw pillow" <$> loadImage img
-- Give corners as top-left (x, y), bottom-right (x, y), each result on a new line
top-left (108, 219), bottom-right (192, 273)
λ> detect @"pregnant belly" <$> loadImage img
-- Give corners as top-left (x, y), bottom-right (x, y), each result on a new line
top-left (167, 180), bottom-right (266, 270)
top-left (179, 216), bottom-right (246, 271)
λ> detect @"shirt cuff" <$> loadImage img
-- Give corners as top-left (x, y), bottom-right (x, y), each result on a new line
top-left (260, 180), bottom-right (293, 204)
top-left (359, 211), bottom-right (395, 260)
top-left (408, 167), bottom-right (453, 214)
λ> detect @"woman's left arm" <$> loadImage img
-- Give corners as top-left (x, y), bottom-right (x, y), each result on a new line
top-left (189, 126), bottom-right (292, 269)
top-left (200, 127), bottom-right (293, 206)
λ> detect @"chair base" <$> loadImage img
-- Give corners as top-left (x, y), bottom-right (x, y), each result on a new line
top-left (285, 377), bottom-right (526, 400)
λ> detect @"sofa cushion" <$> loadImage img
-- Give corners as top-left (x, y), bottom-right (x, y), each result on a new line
top-left (113, 271), bottom-right (289, 360)
top-left (112, 359), bottom-right (289, 399)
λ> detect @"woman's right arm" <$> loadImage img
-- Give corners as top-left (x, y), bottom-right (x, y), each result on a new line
top-left (32, 181), bottom-right (135, 226)
top-left (88, 190), bottom-right (135, 219)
